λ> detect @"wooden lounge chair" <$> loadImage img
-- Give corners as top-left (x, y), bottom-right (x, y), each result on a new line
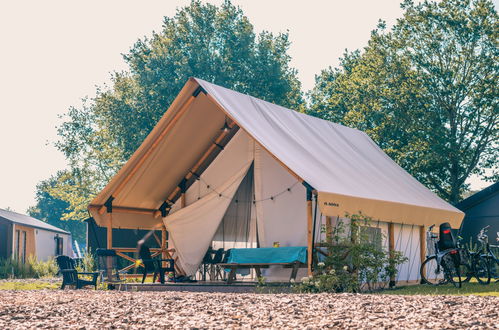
top-left (139, 244), bottom-right (175, 284)
top-left (56, 255), bottom-right (99, 289)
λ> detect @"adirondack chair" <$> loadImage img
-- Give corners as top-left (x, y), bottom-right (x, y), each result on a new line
top-left (95, 249), bottom-right (127, 290)
top-left (56, 255), bottom-right (99, 289)
top-left (139, 244), bottom-right (175, 284)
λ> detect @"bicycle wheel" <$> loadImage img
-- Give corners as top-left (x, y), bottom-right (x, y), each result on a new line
top-left (442, 252), bottom-right (462, 288)
top-left (488, 257), bottom-right (499, 282)
top-left (459, 263), bottom-right (473, 283)
top-left (473, 255), bottom-right (491, 285)
top-left (458, 249), bottom-right (473, 283)
top-left (420, 256), bottom-right (447, 285)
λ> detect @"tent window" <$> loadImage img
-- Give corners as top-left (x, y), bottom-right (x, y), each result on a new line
top-left (361, 226), bottom-right (382, 250)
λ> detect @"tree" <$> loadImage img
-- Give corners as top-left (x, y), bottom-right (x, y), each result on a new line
top-left (28, 174), bottom-right (86, 244)
top-left (309, 0), bottom-right (498, 203)
top-left (54, 0), bottom-right (304, 219)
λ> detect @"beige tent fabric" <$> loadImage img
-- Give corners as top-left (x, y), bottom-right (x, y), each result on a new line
top-left (89, 77), bottom-right (463, 230)
top-left (164, 162), bottom-right (252, 276)
top-left (195, 78), bottom-right (464, 227)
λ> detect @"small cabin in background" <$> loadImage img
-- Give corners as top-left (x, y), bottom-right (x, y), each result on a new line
top-left (0, 208), bottom-right (72, 262)
top-left (457, 181), bottom-right (499, 245)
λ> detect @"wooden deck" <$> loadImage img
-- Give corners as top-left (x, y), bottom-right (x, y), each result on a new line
top-left (117, 281), bottom-right (292, 293)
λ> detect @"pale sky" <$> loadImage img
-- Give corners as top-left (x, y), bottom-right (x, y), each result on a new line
top-left (0, 0), bottom-right (495, 213)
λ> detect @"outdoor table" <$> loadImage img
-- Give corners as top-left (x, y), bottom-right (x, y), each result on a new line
top-left (218, 246), bottom-right (307, 283)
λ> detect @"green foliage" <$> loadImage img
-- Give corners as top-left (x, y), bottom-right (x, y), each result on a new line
top-left (295, 214), bottom-right (407, 293)
top-left (0, 257), bottom-right (58, 279)
top-left (76, 252), bottom-right (96, 273)
top-left (27, 256), bottom-right (59, 279)
top-left (27, 174), bottom-right (86, 243)
top-left (309, 0), bottom-right (498, 203)
top-left (53, 0), bottom-right (304, 219)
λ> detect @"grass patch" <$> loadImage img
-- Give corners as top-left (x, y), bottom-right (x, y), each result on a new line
top-left (381, 281), bottom-right (499, 296)
top-left (0, 281), bottom-right (59, 290)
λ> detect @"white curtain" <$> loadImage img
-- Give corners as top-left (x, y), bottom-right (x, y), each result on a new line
top-left (212, 165), bottom-right (256, 250)
top-left (164, 162), bottom-right (252, 276)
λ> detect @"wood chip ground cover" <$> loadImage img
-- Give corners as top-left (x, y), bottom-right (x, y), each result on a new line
top-left (0, 290), bottom-right (497, 329)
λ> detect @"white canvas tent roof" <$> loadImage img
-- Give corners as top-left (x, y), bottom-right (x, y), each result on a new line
top-left (88, 77), bottom-right (464, 230)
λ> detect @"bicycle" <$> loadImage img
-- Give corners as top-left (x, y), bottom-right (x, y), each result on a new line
top-left (477, 225), bottom-right (499, 283)
top-left (457, 235), bottom-right (489, 285)
top-left (420, 224), bottom-right (463, 288)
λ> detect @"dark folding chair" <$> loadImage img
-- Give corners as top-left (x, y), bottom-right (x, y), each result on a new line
top-left (211, 248), bottom-right (226, 280)
top-left (56, 255), bottom-right (99, 290)
top-left (96, 249), bottom-right (127, 290)
top-left (199, 247), bottom-right (215, 281)
top-left (139, 244), bottom-right (175, 284)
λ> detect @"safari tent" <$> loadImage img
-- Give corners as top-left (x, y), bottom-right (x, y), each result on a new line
top-left (88, 78), bottom-right (464, 283)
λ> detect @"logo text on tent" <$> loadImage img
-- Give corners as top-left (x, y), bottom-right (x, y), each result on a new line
top-left (324, 202), bottom-right (339, 207)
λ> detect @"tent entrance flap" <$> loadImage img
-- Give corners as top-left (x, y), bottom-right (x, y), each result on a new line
top-left (164, 162), bottom-right (252, 276)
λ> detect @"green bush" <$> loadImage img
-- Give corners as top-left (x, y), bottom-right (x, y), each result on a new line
top-left (27, 256), bottom-right (58, 278)
top-left (76, 252), bottom-right (96, 272)
top-left (0, 256), bottom-right (58, 279)
top-left (295, 213), bottom-right (407, 293)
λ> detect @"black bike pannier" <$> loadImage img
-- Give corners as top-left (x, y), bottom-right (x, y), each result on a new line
top-left (438, 222), bottom-right (456, 251)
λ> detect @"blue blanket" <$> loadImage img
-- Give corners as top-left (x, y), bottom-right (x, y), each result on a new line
top-left (226, 246), bottom-right (307, 264)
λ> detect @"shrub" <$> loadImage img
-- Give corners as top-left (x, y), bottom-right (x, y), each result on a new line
top-left (0, 256), bottom-right (58, 279)
top-left (76, 252), bottom-right (96, 272)
top-left (27, 256), bottom-right (58, 278)
top-left (295, 213), bottom-right (407, 293)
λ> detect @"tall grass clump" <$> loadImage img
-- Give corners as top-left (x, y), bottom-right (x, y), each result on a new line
top-left (0, 256), bottom-right (58, 279)
top-left (76, 252), bottom-right (96, 272)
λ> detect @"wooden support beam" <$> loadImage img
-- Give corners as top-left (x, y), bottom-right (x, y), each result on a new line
top-left (419, 225), bottom-right (426, 281)
top-left (161, 122), bottom-right (239, 210)
top-left (113, 247), bottom-right (162, 253)
top-left (110, 95), bottom-right (196, 200)
top-left (162, 225), bottom-right (167, 267)
top-left (116, 251), bottom-right (138, 264)
top-left (107, 212), bottom-right (113, 249)
top-left (152, 232), bottom-right (161, 247)
top-left (89, 205), bottom-right (156, 216)
top-left (388, 222), bottom-right (395, 287)
top-left (307, 189), bottom-right (313, 276)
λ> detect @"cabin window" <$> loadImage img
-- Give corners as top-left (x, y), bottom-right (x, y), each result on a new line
top-left (55, 236), bottom-right (64, 255)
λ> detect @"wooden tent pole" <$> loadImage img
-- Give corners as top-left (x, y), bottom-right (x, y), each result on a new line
top-left (107, 212), bottom-right (113, 249)
top-left (156, 123), bottom-right (239, 216)
top-left (89, 205), bottom-right (156, 216)
top-left (388, 222), bottom-right (395, 287)
top-left (419, 225), bottom-right (426, 281)
top-left (162, 225), bottom-right (167, 266)
top-left (307, 189), bottom-right (313, 276)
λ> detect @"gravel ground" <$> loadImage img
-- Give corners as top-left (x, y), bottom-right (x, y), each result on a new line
top-left (0, 290), bottom-right (497, 329)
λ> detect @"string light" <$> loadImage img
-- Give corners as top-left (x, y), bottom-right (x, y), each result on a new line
top-left (196, 174), bottom-right (300, 203)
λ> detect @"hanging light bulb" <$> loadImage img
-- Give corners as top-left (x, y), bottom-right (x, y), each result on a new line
top-left (221, 118), bottom-right (230, 132)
